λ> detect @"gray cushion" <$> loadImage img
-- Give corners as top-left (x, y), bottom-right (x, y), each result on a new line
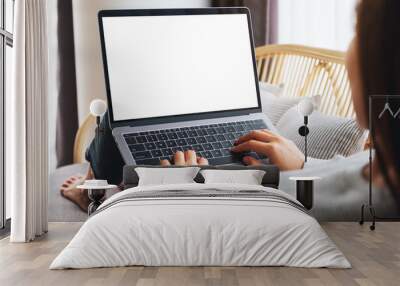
top-left (49, 164), bottom-right (89, 222)
top-left (276, 106), bottom-right (368, 159)
top-left (49, 163), bottom-right (119, 222)
top-left (123, 165), bottom-right (280, 189)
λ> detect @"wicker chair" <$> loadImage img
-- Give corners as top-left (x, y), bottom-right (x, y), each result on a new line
top-left (255, 44), bottom-right (354, 118)
top-left (73, 44), bottom-right (355, 163)
top-left (73, 114), bottom-right (96, 163)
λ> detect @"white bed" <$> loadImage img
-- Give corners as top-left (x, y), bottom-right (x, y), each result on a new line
top-left (50, 183), bottom-right (350, 269)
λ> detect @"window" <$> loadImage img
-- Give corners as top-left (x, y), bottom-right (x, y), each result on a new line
top-left (277, 0), bottom-right (357, 51)
top-left (0, 0), bottom-right (14, 231)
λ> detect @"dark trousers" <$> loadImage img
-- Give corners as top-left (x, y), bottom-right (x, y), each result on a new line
top-left (85, 111), bottom-right (125, 185)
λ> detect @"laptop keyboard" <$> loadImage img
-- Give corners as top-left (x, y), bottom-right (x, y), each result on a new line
top-left (123, 119), bottom-right (268, 165)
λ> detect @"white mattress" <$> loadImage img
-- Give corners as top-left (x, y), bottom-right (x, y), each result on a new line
top-left (50, 183), bottom-right (350, 269)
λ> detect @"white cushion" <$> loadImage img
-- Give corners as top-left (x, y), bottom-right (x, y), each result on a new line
top-left (276, 106), bottom-right (368, 159)
top-left (200, 169), bottom-right (266, 185)
top-left (259, 82), bottom-right (284, 96)
top-left (136, 167), bottom-right (200, 186)
top-left (259, 82), bottom-right (301, 125)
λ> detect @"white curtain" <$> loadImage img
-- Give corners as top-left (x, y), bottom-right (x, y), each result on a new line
top-left (10, 0), bottom-right (48, 242)
top-left (277, 0), bottom-right (357, 51)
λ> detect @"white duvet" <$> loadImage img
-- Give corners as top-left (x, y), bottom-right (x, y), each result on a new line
top-left (50, 183), bottom-right (350, 269)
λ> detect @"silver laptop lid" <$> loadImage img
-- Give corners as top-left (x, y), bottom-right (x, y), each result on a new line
top-left (98, 8), bottom-right (261, 128)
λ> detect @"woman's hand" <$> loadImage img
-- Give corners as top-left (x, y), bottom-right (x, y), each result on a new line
top-left (231, 129), bottom-right (305, 171)
top-left (160, 150), bottom-right (208, 166)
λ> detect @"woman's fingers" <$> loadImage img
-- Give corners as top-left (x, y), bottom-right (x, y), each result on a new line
top-left (184, 150), bottom-right (197, 165)
top-left (260, 128), bottom-right (278, 137)
top-left (235, 130), bottom-right (276, 145)
top-left (197, 157), bottom-right (208, 165)
top-left (242, 156), bottom-right (262, 166)
top-left (167, 150), bottom-right (206, 166)
top-left (173, 151), bottom-right (186, 166)
top-left (160, 159), bottom-right (171, 166)
top-left (231, 140), bottom-right (271, 155)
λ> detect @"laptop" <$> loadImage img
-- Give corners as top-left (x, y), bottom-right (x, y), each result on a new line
top-left (98, 8), bottom-right (274, 165)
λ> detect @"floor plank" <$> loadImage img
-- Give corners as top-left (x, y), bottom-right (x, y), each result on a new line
top-left (0, 222), bottom-right (399, 286)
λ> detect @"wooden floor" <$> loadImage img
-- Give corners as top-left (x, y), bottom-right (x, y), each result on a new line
top-left (0, 222), bottom-right (399, 286)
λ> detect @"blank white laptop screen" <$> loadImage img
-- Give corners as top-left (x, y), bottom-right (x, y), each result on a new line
top-left (102, 14), bottom-right (259, 122)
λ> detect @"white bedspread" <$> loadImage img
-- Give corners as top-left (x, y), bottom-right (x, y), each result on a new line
top-left (50, 183), bottom-right (350, 269)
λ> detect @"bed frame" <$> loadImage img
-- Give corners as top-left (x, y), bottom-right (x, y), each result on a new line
top-left (73, 44), bottom-right (354, 164)
top-left (123, 165), bottom-right (280, 190)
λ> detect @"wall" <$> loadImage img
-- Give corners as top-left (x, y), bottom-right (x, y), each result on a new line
top-left (72, 0), bottom-right (210, 124)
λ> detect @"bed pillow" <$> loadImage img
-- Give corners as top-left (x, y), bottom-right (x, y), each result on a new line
top-left (200, 169), bottom-right (266, 185)
top-left (276, 106), bottom-right (368, 159)
top-left (135, 167), bottom-right (200, 186)
top-left (259, 82), bottom-right (301, 125)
